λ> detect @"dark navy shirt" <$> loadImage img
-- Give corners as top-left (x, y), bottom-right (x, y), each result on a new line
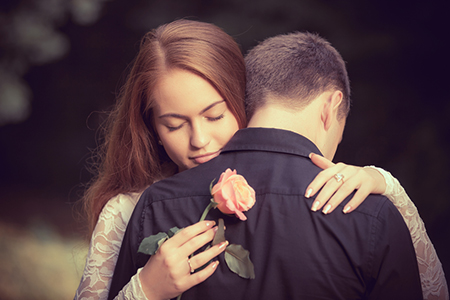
top-left (109, 128), bottom-right (422, 300)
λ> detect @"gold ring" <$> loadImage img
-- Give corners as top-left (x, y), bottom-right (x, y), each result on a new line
top-left (187, 259), bottom-right (195, 273)
top-left (334, 173), bottom-right (344, 183)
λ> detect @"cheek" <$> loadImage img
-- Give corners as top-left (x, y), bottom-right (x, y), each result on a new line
top-left (220, 117), bottom-right (239, 142)
top-left (156, 126), bottom-right (185, 161)
top-left (163, 134), bottom-right (186, 156)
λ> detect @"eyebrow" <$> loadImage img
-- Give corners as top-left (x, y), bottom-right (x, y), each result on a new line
top-left (158, 100), bottom-right (225, 119)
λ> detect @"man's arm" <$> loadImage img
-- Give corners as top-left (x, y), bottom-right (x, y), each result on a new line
top-left (367, 198), bottom-right (423, 300)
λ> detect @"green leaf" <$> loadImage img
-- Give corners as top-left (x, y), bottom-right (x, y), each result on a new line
top-left (167, 226), bottom-right (181, 238)
top-left (224, 244), bottom-right (255, 279)
top-left (212, 218), bottom-right (226, 246)
top-left (138, 232), bottom-right (169, 255)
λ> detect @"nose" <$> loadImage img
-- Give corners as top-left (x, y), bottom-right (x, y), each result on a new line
top-left (190, 122), bottom-right (210, 149)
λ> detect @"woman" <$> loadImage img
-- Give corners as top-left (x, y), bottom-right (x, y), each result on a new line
top-left (74, 19), bottom-right (447, 300)
top-left (75, 19), bottom-right (245, 300)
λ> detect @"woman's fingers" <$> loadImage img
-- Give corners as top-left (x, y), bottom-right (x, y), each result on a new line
top-left (307, 157), bottom-right (368, 213)
top-left (340, 185), bottom-right (373, 214)
top-left (182, 260), bottom-right (220, 291)
top-left (179, 226), bottom-right (220, 257)
top-left (310, 152), bottom-right (335, 169)
top-left (306, 165), bottom-right (344, 199)
top-left (308, 162), bottom-right (355, 208)
top-left (317, 179), bottom-right (357, 214)
top-left (187, 240), bottom-right (229, 273)
top-left (306, 154), bottom-right (346, 199)
top-left (140, 224), bottom-right (225, 299)
top-left (165, 220), bottom-right (216, 248)
top-left (309, 165), bottom-right (383, 214)
top-left (317, 174), bottom-right (369, 214)
top-left (180, 240), bottom-right (228, 292)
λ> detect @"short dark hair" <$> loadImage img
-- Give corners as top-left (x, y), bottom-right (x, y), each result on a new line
top-left (245, 32), bottom-right (350, 119)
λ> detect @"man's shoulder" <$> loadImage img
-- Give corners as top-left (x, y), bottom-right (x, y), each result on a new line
top-left (348, 193), bottom-right (406, 233)
top-left (352, 193), bottom-right (395, 218)
top-left (140, 163), bottom-right (221, 204)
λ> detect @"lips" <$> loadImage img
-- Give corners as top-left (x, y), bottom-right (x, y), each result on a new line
top-left (191, 151), bottom-right (220, 164)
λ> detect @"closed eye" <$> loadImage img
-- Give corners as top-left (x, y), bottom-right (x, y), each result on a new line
top-left (167, 123), bottom-right (184, 132)
top-left (207, 114), bottom-right (224, 122)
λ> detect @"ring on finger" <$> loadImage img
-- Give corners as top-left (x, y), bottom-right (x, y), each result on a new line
top-left (187, 259), bottom-right (195, 273)
top-left (334, 173), bottom-right (344, 183)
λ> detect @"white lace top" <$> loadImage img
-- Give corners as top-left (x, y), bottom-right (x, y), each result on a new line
top-left (74, 168), bottom-right (449, 300)
top-left (74, 192), bottom-right (147, 300)
top-left (371, 167), bottom-right (449, 300)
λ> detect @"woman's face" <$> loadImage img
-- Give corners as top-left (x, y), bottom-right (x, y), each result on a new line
top-left (152, 69), bottom-right (239, 172)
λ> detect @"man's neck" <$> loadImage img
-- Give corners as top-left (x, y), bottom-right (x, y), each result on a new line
top-left (247, 103), bottom-right (320, 144)
top-left (246, 91), bottom-right (344, 161)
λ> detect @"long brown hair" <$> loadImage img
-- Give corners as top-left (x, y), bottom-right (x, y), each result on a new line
top-left (83, 19), bottom-right (247, 235)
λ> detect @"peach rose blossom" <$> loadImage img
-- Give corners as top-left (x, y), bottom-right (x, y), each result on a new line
top-left (211, 168), bottom-right (256, 221)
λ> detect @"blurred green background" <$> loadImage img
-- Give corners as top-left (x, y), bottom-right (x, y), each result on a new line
top-left (0, 0), bottom-right (449, 298)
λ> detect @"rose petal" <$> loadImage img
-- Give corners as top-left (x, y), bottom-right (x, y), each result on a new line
top-left (234, 209), bottom-right (247, 221)
top-left (225, 198), bottom-right (238, 213)
top-left (220, 179), bottom-right (237, 205)
top-left (211, 169), bottom-right (236, 194)
top-left (233, 178), bottom-right (255, 211)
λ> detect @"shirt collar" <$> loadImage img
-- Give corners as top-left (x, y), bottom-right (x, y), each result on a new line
top-left (221, 127), bottom-right (323, 159)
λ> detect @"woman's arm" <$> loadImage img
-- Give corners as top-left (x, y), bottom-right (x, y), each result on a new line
top-left (74, 193), bottom-right (140, 299)
top-left (306, 153), bottom-right (449, 300)
top-left (75, 193), bottom-right (226, 300)
top-left (367, 166), bottom-right (449, 300)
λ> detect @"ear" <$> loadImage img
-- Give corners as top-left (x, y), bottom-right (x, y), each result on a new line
top-left (321, 91), bottom-right (343, 131)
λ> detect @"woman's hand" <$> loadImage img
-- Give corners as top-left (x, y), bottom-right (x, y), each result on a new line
top-left (305, 153), bottom-right (386, 214)
top-left (139, 220), bottom-right (228, 300)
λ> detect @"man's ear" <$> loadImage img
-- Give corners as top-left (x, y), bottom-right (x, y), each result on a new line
top-left (321, 91), bottom-right (343, 131)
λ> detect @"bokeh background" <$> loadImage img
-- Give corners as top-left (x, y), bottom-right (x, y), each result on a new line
top-left (1, 0), bottom-right (449, 299)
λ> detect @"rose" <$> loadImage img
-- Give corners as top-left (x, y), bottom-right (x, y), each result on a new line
top-left (211, 168), bottom-right (256, 221)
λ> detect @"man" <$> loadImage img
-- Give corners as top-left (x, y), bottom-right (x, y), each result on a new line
top-left (109, 32), bottom-right (422, 299)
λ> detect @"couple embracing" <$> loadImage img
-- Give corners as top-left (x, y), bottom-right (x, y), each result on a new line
top-left (76, 20), bottom-right (448, 300)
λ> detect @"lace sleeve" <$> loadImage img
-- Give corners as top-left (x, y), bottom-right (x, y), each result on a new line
top-left (113, 268), bottom-right (147, 300)
top-left (74, 193), bottom-right (146, 300)
top-left (366, 166), bottom-right (449, 300)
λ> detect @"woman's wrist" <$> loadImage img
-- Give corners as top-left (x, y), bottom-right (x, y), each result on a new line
top-left (362, 165), bottom-right (387, 195)
top-left (137, 267), bottom-right (159, 300)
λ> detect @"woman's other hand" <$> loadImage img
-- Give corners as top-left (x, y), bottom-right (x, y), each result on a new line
top-left (305, 153), bottom-right (386, 214)
top-left (139, 220), bottom-right (228, 300)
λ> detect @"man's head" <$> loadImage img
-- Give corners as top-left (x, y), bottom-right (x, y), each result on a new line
top-left (245, 31), bottom-right (350, 120)
top-left (244, 32), bottom-right (350, 160)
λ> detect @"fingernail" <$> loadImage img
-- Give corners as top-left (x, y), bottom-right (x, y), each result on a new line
top-left (323, 204), bottom-right (332, 214)
top-left (213, 226), bottom-right (219, 232)
top-left (211, 261), bottom-right (219, 269)
top-left (206, 221), bottom-right (216, 227)
top-left (309, 153), bottom-right (313, 158)
top-left (343, 205), bottom-right (351, 214)
top-left (219, 241), bottom-right (229, 250)
top-left (306, 188), bottom-right (313, 198)
top-left (311, 200), bottom-right (320, 211)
